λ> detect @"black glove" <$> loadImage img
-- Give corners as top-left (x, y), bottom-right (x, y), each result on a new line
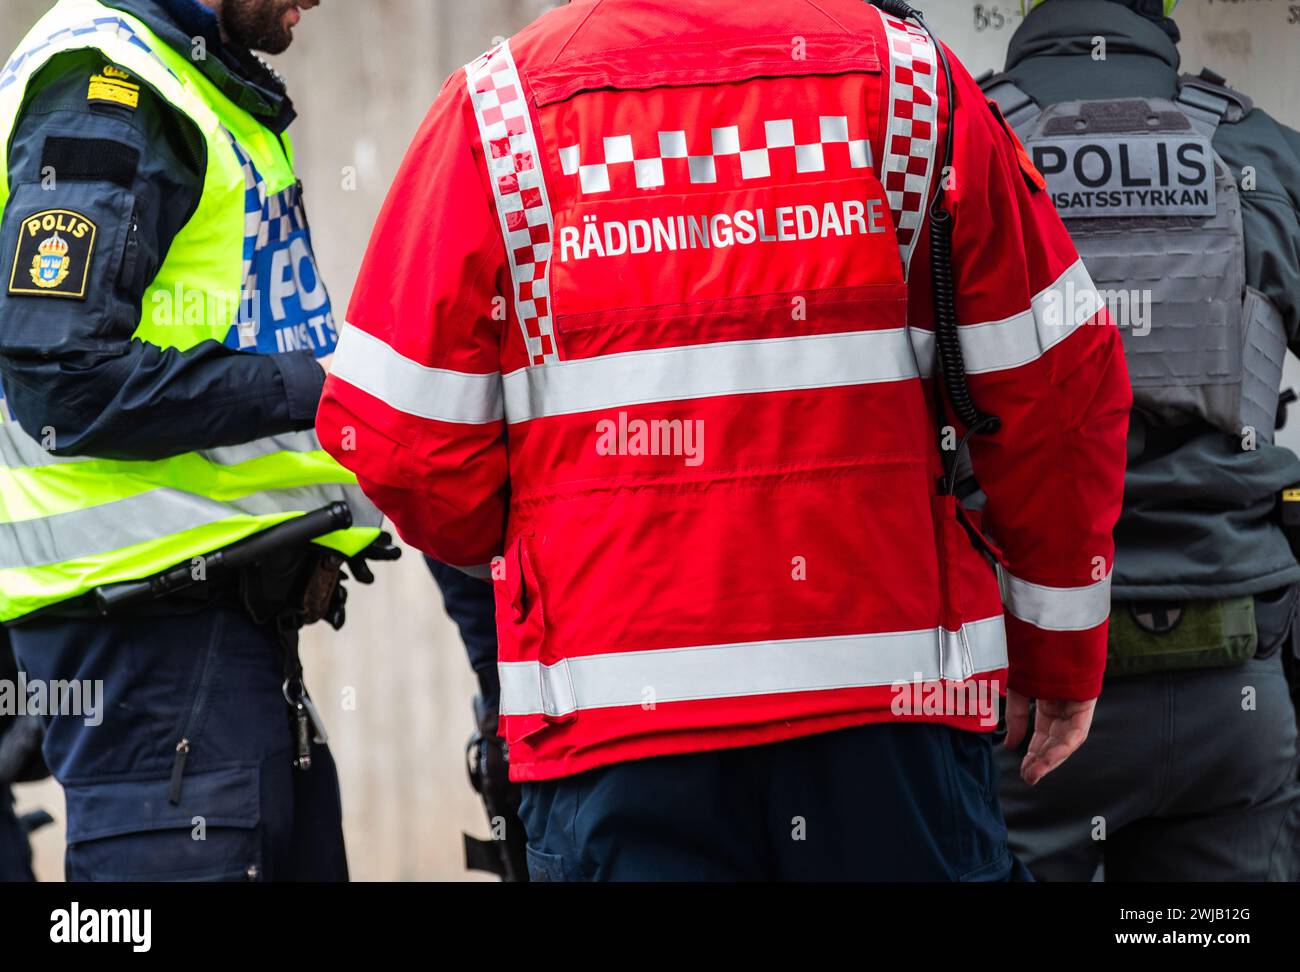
top-left (316, 533), bottom-right (402, 631)
top-left (0, 716), bottom-right (48, 786)
top-left (345, 531), bottom-right (402, 585)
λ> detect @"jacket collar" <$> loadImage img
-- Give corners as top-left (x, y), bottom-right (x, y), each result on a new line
top-left (99, 0), bottom-right (296, 133)
top-left (1007, 0), bottom-right (1180, 74)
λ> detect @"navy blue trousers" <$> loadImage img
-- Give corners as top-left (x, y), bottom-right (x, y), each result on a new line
top-left (0, 788), bottom-right (34, 882)
top-left (519, 722), bottom-right (1028, 881)
top-left (9, 607), bottom-right (347, 881)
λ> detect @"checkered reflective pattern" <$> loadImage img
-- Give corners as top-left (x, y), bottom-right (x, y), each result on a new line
top-left (0, 15), bottom-right (179, 93)
top-left (558, 116), bottom-right (873, 195)
top-left (224, 135), bottom-right (329, 355)
top-left (465, 41), bottom-right (558, 367)
top-left (228, 137), bottom-right (310, 349)
top-left (877, 10), bottom-right (940, 277)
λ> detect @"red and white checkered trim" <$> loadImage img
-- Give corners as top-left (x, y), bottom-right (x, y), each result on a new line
top-left (465, 41), bottom-right (558, 366)
top-left (876, 10), bottom-right (940, 278)
top-left (558, 117), bottom-right (873, 195)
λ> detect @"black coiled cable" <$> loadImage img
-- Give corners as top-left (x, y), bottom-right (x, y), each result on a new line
top-left (871, 0), bottom-right (1001, 495)
top-left (930, 207), bottom-right (1000, 438)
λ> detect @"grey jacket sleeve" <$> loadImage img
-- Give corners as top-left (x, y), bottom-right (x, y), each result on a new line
top-left (0, 50), bottom-right (324, 460)
top-left (1214, 108), bottom-right (1300, 351)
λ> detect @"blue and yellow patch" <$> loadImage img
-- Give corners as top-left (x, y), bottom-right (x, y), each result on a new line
top-left (8, 209), bottom-right (96, 299)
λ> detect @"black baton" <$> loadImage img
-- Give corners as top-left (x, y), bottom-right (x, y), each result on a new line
top-left (92, 502), bottom-right (353, 617)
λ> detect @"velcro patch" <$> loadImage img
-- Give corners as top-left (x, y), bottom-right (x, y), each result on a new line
top-left (1026, 134), bottom-right (1218, 218)
top-left (8, 209), bottom-right (97, 300)
top-left (42, 137), bottom-right (140, 190)
top-left (88, 69), bottom-right (140, 110)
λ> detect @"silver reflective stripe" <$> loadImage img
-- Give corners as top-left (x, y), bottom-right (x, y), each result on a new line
top-left (0, 423), bottom-right (326, 469)
top-left (499, 616), bottom-right (1008, 717)
top-left (201, 430), bottom-right (328, 466)
top-left (502, 328), bottom-right (922, 423)
top-left (0, 424), bottom-right (78, 468)
top-left (332, 322), bottom-right (504, 425)
top-left (909, 327), bottom-right (935, 377)
top-left (449, 561), bottom-right (494, 581)
top-left (0, 483), bottom-right (374, 570)
top-left (956, 261), bottom-right (1101, 375)
top-left (999, 566), bottom-right (1111, 632)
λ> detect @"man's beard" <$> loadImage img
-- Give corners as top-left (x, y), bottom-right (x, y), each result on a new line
top-left (220, 0), bottom-right (299, 55)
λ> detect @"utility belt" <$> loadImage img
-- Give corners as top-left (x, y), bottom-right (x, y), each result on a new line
top-left (10, 505), bottom-right (357, 777)
top-left (12, 551), bottom-right (343, 627)
top-left (1107, 596), bottom-right (1259, 678)
top-left (9, 503), bottom-right (354, 628)
top-left (234, 539), bottom-right (349, 774)
top-left (1107, 487), bottom-right (1300, 679)
top-left (1109, 588), bottom-right (1299, 680)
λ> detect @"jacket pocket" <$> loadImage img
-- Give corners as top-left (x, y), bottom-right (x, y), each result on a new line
top-left (116, 200), bottom-right (143, 293)
top-left (552, 282), bottom-right (908, 351)
top-left (939, 729), bottom-right (1013, 882)
top-left (63, 765), bottom-right (262, 882)
top-left (932, 495), bottom-right (967, 635)
top-left (166, 615), bottom-right (223, 806)
top-left (495, 532), bottom-right (572, 743)
top-left (932, 495), bottom-right (1006, 680)
top-left (525, 846), bottom-right (575, 882)
top-left (494, 532), bottom-right (546, 650)
top-left (526, 33), bottom-right (881, 108)
top-left (528, 34), bottom-right (900, 344)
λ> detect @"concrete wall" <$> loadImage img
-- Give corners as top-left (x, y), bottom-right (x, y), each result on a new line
top-left (4, 0), bottom-right (1299, 880)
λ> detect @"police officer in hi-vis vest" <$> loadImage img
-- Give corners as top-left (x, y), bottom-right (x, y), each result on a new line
top-left (0, 0), bottom-right (396, 881)
top-left (982, 0), bottom-right (1300, 880)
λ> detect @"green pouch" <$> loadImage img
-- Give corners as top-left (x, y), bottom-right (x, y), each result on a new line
top-left (1107, 596), bottom-right (1257, 677)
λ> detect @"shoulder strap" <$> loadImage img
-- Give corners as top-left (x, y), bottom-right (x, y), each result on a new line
top-left (0, 1), bottom-right (219, 131)
top-left (975, 70), bottom-right (1041, 130)
top-left (1175, 68), bottom-right (1253, 139)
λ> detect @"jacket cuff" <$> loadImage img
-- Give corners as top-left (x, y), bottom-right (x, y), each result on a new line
top-left (1003, 614), bottom-right (1107, 701)
top-left (273, 352), bottom-right (326, 425)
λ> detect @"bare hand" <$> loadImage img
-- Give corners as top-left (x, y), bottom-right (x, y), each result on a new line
top-left (1004, 690), bottom-right (1097, 786)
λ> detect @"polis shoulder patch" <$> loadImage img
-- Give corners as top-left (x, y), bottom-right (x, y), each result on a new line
top-left (8, 210), bottom-right (97, 299)
top-left (88, 65), bottom-right (140, 110)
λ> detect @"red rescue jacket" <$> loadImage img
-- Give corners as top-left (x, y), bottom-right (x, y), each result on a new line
top-left (318, 0), bottom-right (1131, 781)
